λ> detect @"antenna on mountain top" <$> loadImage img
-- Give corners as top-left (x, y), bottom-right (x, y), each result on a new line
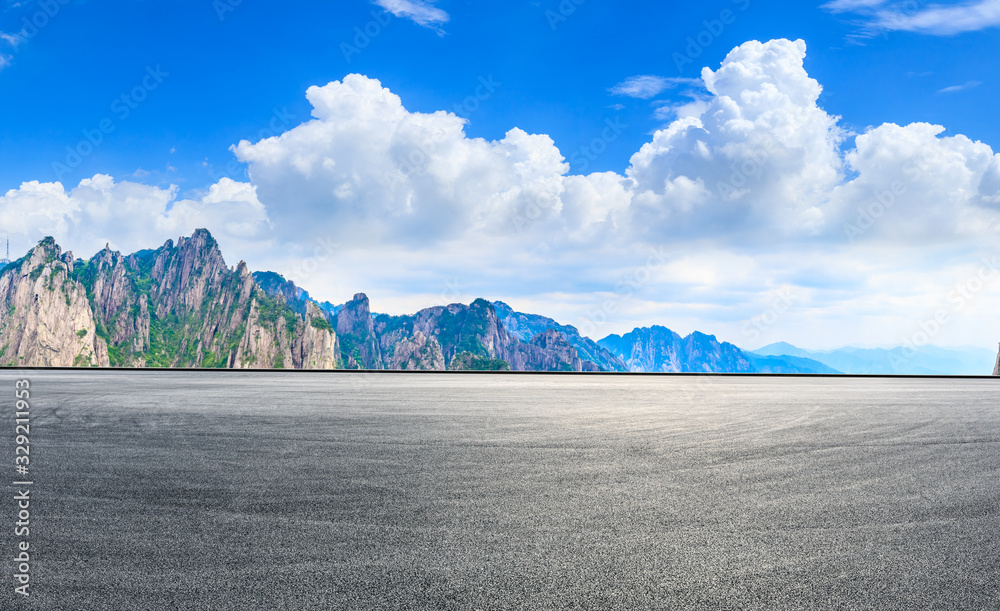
top-left (0, 235), bottom-right (9, 265)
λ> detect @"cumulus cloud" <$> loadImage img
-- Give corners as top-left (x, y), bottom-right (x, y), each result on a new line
top-left (626, 39), bottom-right (845, 241)
top-left (5, 38), bottom-right (1000, 349)
top-left (218, 39), bottom-right (1000, 347)
top-left (233, 41), bottom-right (923, 251)
top-left (231, 74), bottom-right (620, 248)
top-left (828, 122), bottom-right (1000, 243)
top-left (372, 0), bottom-right (448, 31)
top-left (0, 175), bottom-right (269, 258)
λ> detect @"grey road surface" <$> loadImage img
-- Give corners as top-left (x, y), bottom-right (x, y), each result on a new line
top-left (1, 371), bottom-right (998, 609)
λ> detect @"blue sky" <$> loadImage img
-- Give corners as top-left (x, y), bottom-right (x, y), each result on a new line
top-left (1, 0), bottom-right (997, 186)
top-left (2, 0), bottom-right (1000, 350)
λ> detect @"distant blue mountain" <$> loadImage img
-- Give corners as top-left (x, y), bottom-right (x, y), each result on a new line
top-left (316, 301), bottom-right (343, 318)
top-left (598, 326), bottom-right (757, 373)
top-left (746, 353), bottom-right (841, 374)
top-left (751, 341), bottom-right (811, 359)
top-left (596, 327), bottom-right (839, 374)
top-left (752, 342), bottom-right (996, 375)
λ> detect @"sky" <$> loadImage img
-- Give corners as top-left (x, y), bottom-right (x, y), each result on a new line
top-left (1, 0), bottom-right (999, 351)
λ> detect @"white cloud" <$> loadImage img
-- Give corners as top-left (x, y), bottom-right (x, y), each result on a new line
top-left (826, 0), bottom-right (1000, 35)
top-left (0, 176), bottom-right (269, 258)
top-left (0, 30), bottom-right (25, 48)
top-left (827, 122), bottom-right (1000, 242)
top-left (822, 0), bottom-right (889, 13)
top-left (878, 0), bottom-right (1000, 35)
top-left (626, 39), bottom-right (845, 241)
top-left (652, 98), bottom-right (710, 121)
top-left (372, 0), bottom-right (448, 32)
top-left (937, 80), bottom-right (982, 93)
top-left (0, 29), bottom-right (25, 70)
top-left (232, 74), bottom-right (608, 248)
top-left (224, 39), bottom-right (1000, 348)
top-left (609, 75), bottom-right (699, 99)
top-left (5, 38), bottom-right (1000, 350)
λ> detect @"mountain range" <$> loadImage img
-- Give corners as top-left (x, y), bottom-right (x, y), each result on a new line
top-left (0, 230), bottom-right (995, 374)
top-left (751, 342), bottom-right (997, 376)
top-left (0, 231), bottom-right (608, 371)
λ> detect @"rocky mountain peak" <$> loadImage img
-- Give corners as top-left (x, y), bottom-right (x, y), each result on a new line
top-left (0, 232), bottom-right (819, 373)
top-left (335, 291), bottom-right (382, 369)
top-left (253, 270), bottom-right (309, 315)
top-left (36, 235), bottom-right (59, 253)
top-left (0, 236), bottom-right (108, 367)
top-left (175, 228), bottom-right (225, 267)
top-left (599, 325), bottom-right (752, 373)
top-left (236, 261), bottom-right (252, 278)
top-left (0, 231), bottom-right (341, 369)
top-left (338, 293), bottom-right (372, 327)
top-left (491, 300), bottom-right (626, 372)
top-left (13, 236), bottom-right (60, 271)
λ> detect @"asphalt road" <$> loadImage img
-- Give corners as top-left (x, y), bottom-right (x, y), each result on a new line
top-left (1, 371), bottom-right (998, 609)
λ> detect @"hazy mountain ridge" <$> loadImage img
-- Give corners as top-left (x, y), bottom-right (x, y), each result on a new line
top-left (753, 342), bottom-right (996, 375)
top-left (493, 304), bottom-right (838, 374)
top-left (0, 231), bottom-right (838, 373)
top-left (745, 353), bottom-right (841, 374)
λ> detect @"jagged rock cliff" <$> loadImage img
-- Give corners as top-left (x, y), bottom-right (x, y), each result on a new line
top-left (493, 301), bottom-right (626, 371)
top-left (994, 343), bottom-right (999, 376)
top-left (526, 329), bottom-right (587, 372)
top-left (335, 293), bottom-right (384, 369)
top-left (252, 271), bottom-right (311, 316)
top-left (372, 298), bottom-right (593, 371)
top-left (0, 231), bottom-right (339, 369)
top-left (2, 232), bottom-right (805, 374)
top-left (0, 239), bottom-right (109, 367)
top-left (375, 300), bottom-right (509, 371)
top-left (187, 266), bottom-right (610, 372)
top-left (294, 302), bottom-right (340, 369)
top-left (598, 326), bottom-right (755, 373)
top-left (387, 330), bottom-right (447, 370)
top-left (83, 246), bottom-right (150, 365)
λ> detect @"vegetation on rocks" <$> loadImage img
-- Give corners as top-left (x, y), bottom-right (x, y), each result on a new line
top-left (0, 231), bottom-right (338, 369)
